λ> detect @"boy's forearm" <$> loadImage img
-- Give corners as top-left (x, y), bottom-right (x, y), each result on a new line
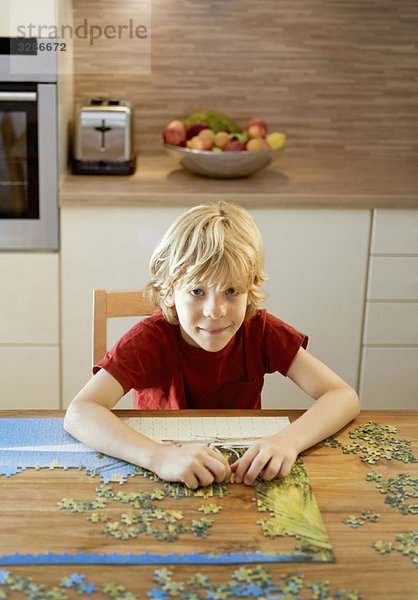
top-left (64, 401), bottom-right (232, 488)
top-left (279, 386), bottom-right (360, 455)
top-left (64, 400), bottom-right (163, 472)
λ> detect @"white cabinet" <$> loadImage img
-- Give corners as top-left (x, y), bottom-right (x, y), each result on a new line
top-left (0, 0), bottom-right (57, 37)
top-left (371, 209), bottom-right (418, 254)
top-left (359, 209), bottom-right (418, 408)
top-left (0, 1), bottom-right (10, 37)
top-left (61, 207), bottom-right (188, 408)
top-left (253, 209), bottom-right (370, 408)
top-left (368, 257), bottom-right (418, 300)
top-left (0, 253), bottom-right (60, 408)
top-left (61, 207), bottom-right (370, 410)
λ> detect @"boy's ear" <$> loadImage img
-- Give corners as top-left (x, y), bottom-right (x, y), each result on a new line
top-left (164, 292), bottom-right (175, 308)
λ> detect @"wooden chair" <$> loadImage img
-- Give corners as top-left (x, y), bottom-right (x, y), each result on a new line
top-left (92, 289), bottom-right (154, 365)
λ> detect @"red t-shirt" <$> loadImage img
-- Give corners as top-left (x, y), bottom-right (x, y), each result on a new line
top-left (93, 308), bottom-right (308, 410)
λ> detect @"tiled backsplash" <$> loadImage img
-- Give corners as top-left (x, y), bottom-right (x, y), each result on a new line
top-left (73, 0), bottom-right (418, 158)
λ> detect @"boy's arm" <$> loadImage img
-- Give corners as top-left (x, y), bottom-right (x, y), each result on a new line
top-left (64, 369), bottom-right (231, 488)
top-left (231, 347), bottom-right (360, 485)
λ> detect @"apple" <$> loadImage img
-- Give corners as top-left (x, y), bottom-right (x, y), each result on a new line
top-left (245, 118), bottom-right (268, 139)
top-left (214, 131), bottom-right (231, 149)
top-left (224, 140), bottom-right (246, 151)
top-left (166, 119), bottom-right (184, 131)
top-left (186, 122), bottom-right (210, 140)
top-left (187, 135), bottom-right (213, 151)
top-left (198, 128), bottom-right (216, 144)
top-left (246, 138), bottom-right (271, 151)
top-left (163, 120), bottom-right (186, 145)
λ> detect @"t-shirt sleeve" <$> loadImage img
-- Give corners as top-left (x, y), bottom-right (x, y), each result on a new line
top-left (92, 318), bottom-right (170, 395)
top-left (261, 311), bottom-right (308, 376)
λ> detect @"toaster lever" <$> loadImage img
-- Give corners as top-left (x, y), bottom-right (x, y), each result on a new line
top-left (94, 119), bottom-right (112, 151)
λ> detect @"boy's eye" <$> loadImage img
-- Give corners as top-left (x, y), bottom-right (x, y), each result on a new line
top-left (225, 287), bottom-right (237, 296)
top-left (190, 288), bottom-right (204, 296)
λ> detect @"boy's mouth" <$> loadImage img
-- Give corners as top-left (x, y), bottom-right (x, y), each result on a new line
top-left (198, 326), bottom-right (230, 335)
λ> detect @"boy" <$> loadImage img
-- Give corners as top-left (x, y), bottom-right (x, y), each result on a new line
top-left (64, 202), bottom-right (359, 489)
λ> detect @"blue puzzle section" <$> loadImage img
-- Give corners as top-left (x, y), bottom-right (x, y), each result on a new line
top-left (0, 550), bottom-right (325, 565)
top-left (0, 418), bottom-right (137, 482)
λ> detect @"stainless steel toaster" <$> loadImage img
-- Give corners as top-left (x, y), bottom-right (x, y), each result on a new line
top-left (72, 98), bottom-right (136, 174)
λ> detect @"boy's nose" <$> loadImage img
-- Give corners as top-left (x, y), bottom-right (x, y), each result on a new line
top-left (203, 295), bottom-right (227, 319)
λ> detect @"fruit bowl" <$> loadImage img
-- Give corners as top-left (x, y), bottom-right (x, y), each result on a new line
top-left (163, 143), bottom-right (282, 179)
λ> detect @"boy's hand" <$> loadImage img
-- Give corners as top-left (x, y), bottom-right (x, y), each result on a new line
top-left (230, 433), bottom-right (297, 485)
top-left (153, 444), bottom-right (231, 489)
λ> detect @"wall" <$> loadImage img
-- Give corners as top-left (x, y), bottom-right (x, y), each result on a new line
top-left (71, 0), bottom-right (418, 158)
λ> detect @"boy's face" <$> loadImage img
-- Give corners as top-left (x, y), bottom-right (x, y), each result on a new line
top-left (165, 283), bottom-right (249, 352)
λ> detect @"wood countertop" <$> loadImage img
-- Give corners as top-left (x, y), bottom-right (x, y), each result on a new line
top-left (59, 152), bottom-right (418, 210)
top-left (0, 409), bottom-right (417, 599)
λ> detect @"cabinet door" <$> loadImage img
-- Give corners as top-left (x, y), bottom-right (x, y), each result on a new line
top-left (368, 256), bottom-right (418, 301)
top-left (0, 253), bottom-right (59, 344)
top-left (359, 347), bottom-right (418, 409)
top-left (371, 209), bottom-right (418, 254)
top-left (252, 209), bottom-right (370, 408)
top-left (0, 253), bottom-right (60, 408)
top-left (2, 1), bottom-right (57, 37)
top-left (0, 347), bottom-right (60, 409)
top-left (363, 302), bottom-right (418, 345)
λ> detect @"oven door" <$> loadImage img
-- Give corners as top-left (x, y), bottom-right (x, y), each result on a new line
top-left (0, 82), bottom-right (58, 250)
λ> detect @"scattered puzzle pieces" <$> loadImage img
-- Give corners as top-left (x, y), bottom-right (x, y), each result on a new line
top-left (324, 422), bottom-right (417, 465)
top-left (366, 471), bottom-right (418, 515)
top-left (53, 453), bottom-right (334, 562)
top-left (0, 565), bottom-right (364, 598)
top-left (149, 566), bottom-right (362, 600)
top-left (372, 529), bottom-right (418, 569)
top-left (343, 511), bottom-right (380, 528)
top-left (190, 517), bottom-right (214, 538)
top-left (198, 503), bottom-right (222, 514)
top-left (57, 484), bottom-right (199, 543)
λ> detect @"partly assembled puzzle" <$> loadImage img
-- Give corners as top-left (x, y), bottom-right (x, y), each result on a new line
top-left (0, 416), bottom-right (334, 566)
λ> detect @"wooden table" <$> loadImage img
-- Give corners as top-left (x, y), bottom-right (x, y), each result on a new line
top-left (0, 409), bottom-right (417, 599)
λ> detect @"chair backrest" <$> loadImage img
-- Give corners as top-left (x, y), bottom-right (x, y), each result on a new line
top-left (92, 289), bottom-right (154, 365)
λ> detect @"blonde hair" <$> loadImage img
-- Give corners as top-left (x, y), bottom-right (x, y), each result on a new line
top-left (146, 201), bottom-right (268, 324)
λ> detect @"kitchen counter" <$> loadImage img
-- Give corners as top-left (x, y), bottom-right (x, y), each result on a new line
top-left (59, 151), bottom-right (418, 209)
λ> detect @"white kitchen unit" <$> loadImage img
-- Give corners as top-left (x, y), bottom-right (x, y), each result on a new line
top-left (60, 207), bottom-right (370, 410)
top-left (359, 209), bottom-right (418, 408)
top-left (0, 0), bottom-right (57, 37)
top-left (0, 253), bottom-right (60, 408)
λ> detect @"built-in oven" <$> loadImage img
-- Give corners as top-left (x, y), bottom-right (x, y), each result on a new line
top-left (0, 38), bottom-right (58, 250)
